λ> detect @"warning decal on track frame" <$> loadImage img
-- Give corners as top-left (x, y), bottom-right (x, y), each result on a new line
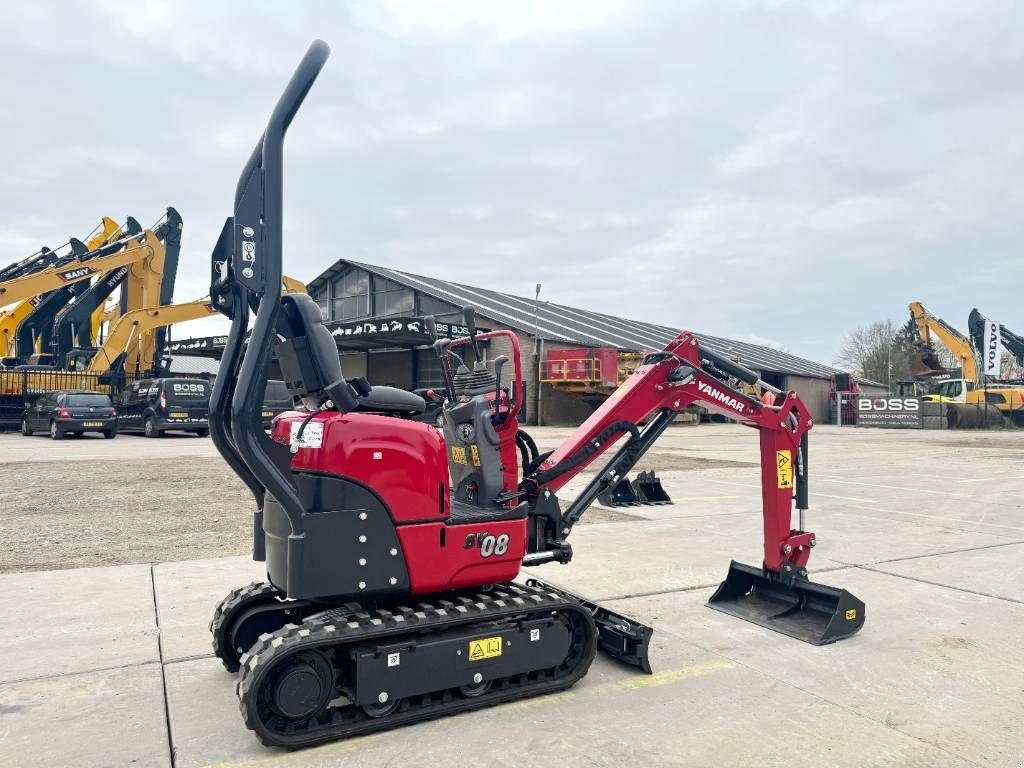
top-left (776, 450), bottom-right (793, 489)
top-left (468, 636), bottom-right (502, 661)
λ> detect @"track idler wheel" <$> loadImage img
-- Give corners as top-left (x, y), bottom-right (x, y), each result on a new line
top-left (267, 650), bottom-right (334, 721)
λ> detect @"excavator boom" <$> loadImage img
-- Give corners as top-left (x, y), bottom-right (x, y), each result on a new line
top-left (908, 301), bottom-right (977, 381)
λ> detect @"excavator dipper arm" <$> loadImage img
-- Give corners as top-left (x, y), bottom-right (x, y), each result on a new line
top-left (524, 331), bottom-right (864, 646)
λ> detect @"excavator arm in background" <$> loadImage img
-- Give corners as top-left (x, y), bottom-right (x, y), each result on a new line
top-left (82, 277), bottom-right (307, 377)
top-left (0, 216), bottom-right (123, 356)
top-left (0, 226), bottom-right (167, 308)
top-left (968, 308), bottom-right (1024, 372)
top-left (83, 299), bottom-right (218, 376)
top-left (908, 301), bottom-right (978, 381)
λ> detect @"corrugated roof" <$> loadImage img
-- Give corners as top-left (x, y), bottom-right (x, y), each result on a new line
top-left (310, 260), bottom-right (856, 382)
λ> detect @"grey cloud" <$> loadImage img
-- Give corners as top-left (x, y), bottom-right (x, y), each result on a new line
top-left (1, 1), bottom-right (1021, 357)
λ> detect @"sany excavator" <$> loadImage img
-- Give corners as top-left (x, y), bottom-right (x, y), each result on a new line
top-left (205, 42), bottom-right (864, 750)
top-left (0, 216), bottom-right (124, 358)
top-left (908, 301), bottom-right (1024, 423)
top-left (968, 308), bottom-right (1024, 380)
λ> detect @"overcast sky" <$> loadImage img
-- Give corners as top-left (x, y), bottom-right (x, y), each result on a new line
top-left (2, 0), bottom-right (1022, 364)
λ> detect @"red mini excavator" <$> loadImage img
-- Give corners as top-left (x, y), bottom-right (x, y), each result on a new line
top-left (208, 40), bottom-right (865, 749)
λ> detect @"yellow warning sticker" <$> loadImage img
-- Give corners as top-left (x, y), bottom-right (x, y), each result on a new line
top-left (468, 636), bottom-right (503, 661)
top-left (776, 450), bottom-right (793, 489)
top-left (845, 609), bottom-right (857, 621)
top-left (451, 446), bottom-right (467, 465)
top-left (470, 444), bottom-right (481, 467)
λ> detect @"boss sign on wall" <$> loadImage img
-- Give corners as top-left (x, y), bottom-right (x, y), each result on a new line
top-left (856, 396), bottom-right (923, 428)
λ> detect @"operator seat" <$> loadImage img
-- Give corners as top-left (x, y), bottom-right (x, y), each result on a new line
top-left (276, 293), bottom-right (425, 415)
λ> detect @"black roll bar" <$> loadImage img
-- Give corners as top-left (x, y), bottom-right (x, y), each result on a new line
top-left (214, 40), bottom-right (330, 540)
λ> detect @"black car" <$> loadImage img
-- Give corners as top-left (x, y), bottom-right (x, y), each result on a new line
top-left (411, 387), bottom-right (447, 427)
top-left (116, 377), bottom-right (211, 437)
top-left (21, 390), bottom-right (117, 439)
top-left (0, 356), bottom-right (26, 369)
top-left (262, 379), bottom-right (294, 429)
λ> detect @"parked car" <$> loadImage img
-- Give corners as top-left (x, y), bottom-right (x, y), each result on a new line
top-left (411, 387), bottom-right (447, 427)
top-left (0, 356), bottom-right (26, 369)
top-left (262, 379), bottom-right (294, 429)
top-left (21, 390), bottom-right (117, 439)
top-left (116, 377), bottom-right (210, 437)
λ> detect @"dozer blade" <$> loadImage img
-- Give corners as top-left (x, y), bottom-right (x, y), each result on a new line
top-left (632, 470), bottom-right (672, 505)
top-left (526, 579), bottom-right (653, 673)
top-left (598, 477), bottom-right (641, 507)
top-left (706, 561), bottom-right (865, 646)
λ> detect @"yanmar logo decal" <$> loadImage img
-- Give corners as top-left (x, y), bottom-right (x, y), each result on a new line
top-left (57, 267), bottom-right (94, 283)
top-left (697, 380), bottom-right (746, 413)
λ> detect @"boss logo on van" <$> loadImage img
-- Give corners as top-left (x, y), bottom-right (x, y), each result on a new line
top-left (172, 383), bottom-right (207, 393)
top-left (858, 398), bottom-right (919, 412)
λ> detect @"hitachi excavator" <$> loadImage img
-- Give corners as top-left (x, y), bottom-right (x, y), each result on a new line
top-left (205, 41), bottom-right (865, 750)
top-left (908, 301), bottom-right (1024, 425)
top-left (0, 216), bottom-right (123, 357)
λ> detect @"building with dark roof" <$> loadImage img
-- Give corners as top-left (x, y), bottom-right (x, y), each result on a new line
top-left (307, 259), bottom-right (881, 424)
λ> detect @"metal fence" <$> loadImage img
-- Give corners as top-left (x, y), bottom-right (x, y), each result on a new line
top-left (0, 369), bottom-right (145, 428)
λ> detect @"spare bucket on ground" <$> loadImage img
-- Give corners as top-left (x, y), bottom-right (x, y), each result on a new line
top-left (631, 470), bottom-right (672, 504)
top-left (706, 561), bottom-right (865, 645)
top-left (598, 478), bottom-right (641, 507)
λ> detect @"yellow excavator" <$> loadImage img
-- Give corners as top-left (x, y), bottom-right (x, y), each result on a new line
top-left (908, 301), bottom-right (1024, 424)
top-left (2, 279), bottom-right (305, 410)
top-left (0, 216), bottom-right (123, 357)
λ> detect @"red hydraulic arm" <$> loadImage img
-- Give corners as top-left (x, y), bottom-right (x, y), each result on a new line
top-left (530, 331), bottom-right (814, 574)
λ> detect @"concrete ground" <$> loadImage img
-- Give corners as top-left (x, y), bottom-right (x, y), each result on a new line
top-left (1, 424), bottom-right (1022, 767)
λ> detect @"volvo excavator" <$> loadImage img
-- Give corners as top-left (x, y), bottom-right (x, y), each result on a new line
top-left (206, 41), bottom-right (865, 750)
top-left (0, 216), bottom-right (123, 357)
top-left (968, 308), bottom-right (1024, 380)
top-left (908, 301), bottom-right (1024, 425)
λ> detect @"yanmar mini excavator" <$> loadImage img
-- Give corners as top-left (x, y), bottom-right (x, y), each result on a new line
top-left (207, 41), bottom-right (865, 749)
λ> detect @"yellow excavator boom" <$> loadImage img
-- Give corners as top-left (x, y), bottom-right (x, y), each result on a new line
top-left (0, 216), bottom-right (122, 356)
top-left (908, 301), bottom-right (978, 382)
top-left (86, 277), bottom-right (306, 376)
top-left (0, 231), bottom-right (164, 308)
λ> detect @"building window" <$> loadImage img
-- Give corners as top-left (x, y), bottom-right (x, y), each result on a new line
top-left (415, 349), bottom-right (445, 389)
top-left (418, 294), bottom-right (458, 317)
top-left (330, 268), bottom-right (370, 321)
top-left (373, 277), bottom-right (414, 318)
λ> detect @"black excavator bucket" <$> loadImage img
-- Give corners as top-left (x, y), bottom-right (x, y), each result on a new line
top-left (632, 470), bottom-right (672, 504)
top-left (598, 478), bottom-right (641, 507)
top-left (527, 579), bottom-right (653, 673)
top-left (908, 343), bottom-right (947, 378)
top-left (707, 561), bottom-right (865, 645)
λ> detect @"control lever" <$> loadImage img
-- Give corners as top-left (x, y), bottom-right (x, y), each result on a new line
top-left (462, 306), bottom-right (482, 367)
top-left (433, 338), bottom-right (457, 401)
top-left (491, 355), bottom-right (508, 418)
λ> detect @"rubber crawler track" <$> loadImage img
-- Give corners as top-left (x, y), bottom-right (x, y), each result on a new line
top-left (235, 582), bottom-right (598, 749)
top-left (210, 581), bottom-right (284, 672)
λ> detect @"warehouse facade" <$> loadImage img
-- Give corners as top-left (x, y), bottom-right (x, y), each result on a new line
top-left (306, 259), bottom-right (875, 424)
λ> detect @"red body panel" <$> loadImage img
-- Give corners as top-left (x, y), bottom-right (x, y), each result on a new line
top-left (273, 411), bottom-right (450, 523)
top-left (396, 519), bottom-right (526, 593)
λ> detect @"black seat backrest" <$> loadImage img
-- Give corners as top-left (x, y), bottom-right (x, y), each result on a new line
top-left (276, 293), bottom-right (359, 412)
